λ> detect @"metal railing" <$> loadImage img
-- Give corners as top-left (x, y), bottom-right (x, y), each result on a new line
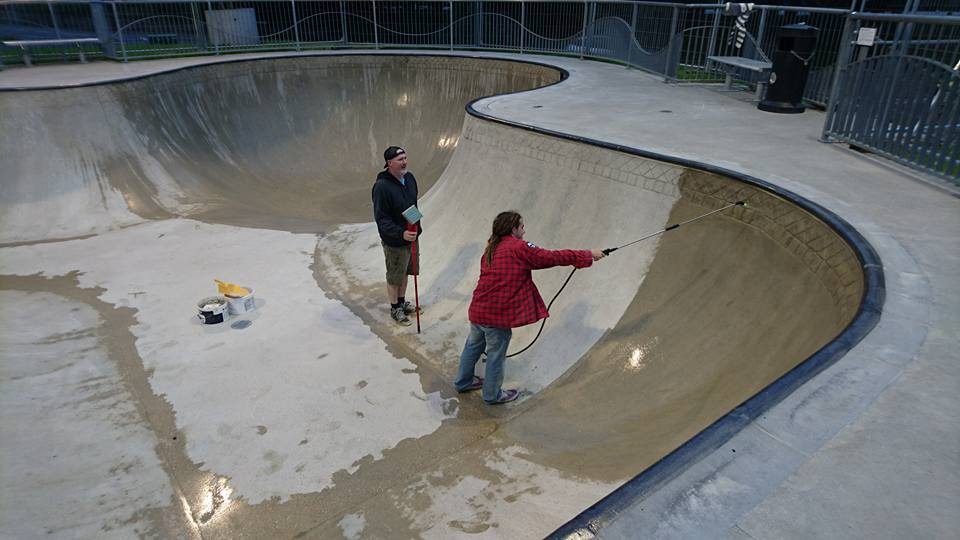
top-left (2, 0), bottom-right (847, 101)
top-left (0, 2), bottom-right (849, 101)
top-left (1, 1), bottom-right (957, 180)
top-left (681, 4), bottom-right (850, 105)
top-left (822, 12), bottom-right (960, 182)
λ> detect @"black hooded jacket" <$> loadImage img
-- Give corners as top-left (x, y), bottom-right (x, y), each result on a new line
top-left (372, 169), bottom-right (422, 247)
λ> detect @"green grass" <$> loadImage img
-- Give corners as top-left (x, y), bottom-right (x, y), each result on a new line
top-left (1, 42), bottom-right (104, 65)
top-left (676, 65), bottom-right (724, 82)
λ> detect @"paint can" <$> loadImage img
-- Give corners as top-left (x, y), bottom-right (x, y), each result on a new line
top-left (226, 287), bottom-right (255, 316)
top-left (197, 296), bottom-right (230, 324)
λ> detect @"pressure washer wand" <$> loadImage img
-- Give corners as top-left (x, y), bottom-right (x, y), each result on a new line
top-left (492, 201), bottom-right (745, 360)
top-left (602, 201), bottom-right (745, 256)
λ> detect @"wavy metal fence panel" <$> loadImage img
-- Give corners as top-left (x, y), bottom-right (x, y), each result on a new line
top-left (822, 12), bottom-right (960, 182)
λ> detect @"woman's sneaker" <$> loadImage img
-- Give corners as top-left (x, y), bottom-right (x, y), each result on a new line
top-left (391, 306), bottom-right (412, 326)
top-left (486, 389), bottom-right (519, 405)
top-left (456, 376), bottom-right (484, 393)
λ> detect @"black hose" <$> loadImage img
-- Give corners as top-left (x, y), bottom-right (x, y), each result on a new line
top-left (505, 266), bottom-right (579, 358)
top-left (483, 201), bottom-right (745, 359)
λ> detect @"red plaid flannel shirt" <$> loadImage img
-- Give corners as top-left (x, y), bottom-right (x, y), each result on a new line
top-left (468, 236), bottom-right (594, 328)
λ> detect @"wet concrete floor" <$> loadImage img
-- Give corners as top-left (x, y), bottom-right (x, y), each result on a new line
top-left (1, 54), bottom-right (861, 538)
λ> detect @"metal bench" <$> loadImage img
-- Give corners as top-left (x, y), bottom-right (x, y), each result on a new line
top-left (707, 55), bottom-right (773, 99)
top-left (2, 38), bottom-right (101, 67)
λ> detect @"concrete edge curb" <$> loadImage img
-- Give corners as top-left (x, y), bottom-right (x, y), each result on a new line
top-left (0, 50), bottom-right (571, 92)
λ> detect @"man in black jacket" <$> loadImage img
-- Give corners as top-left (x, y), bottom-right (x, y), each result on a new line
top-left (372, 146), bottom-right (422, 326)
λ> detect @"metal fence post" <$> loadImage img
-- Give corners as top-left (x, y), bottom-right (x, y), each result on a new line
top-left (580, 1), bottom-right (588, 59)
top-left (46, 0), bottom-right (64, 62)
top-left (476, 0), bottom-right (483, 47)
top-left (46, 2), bottom-right (62, 39)
top-left (519, 0), bottom-right (524, 54)
top-left (372, 0), bottom-right (379, 49)
top-left (706, 1), bottom-right (721, 62)
top-left (90, 0), bottom-right (117, 58)
top-left (190, 2), bottom-right (204, 51)
top-left (627, 2), bottom-right (637, 69)
top-left (291, 0), bottom-right (301, 50)
top-left (450, 0), bottom-right (454, 51)
top-left (207, 0), bottom-right (219, 55)
top-left (756, 8), bottom-right (768, 50)
top-left (339, 1), bottom-right (348, 44)
top-left (664, 5), bottom-right (680, 82)
top-left (110, 1), bottom-right (127, 62)
top-left (820, 14), bottom-right (855, 142)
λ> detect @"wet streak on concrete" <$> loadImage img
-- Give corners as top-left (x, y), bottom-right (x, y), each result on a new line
top-left (1, 56), bottom-right (570, 538)
top-left (0, 54), bottom-right (872, 538)
top-left (0, 270), bottom-right (521, 538)
top-left (503, 193), bottom-right (843, 482)
top-left (0, 232), bottom-right (99, 249)
top-left (0, 200), bottom-right (849, 539)
top-left (300, 102), bottom-right (865, 535)
top-left (303, 167), bottom-right (853, 536)
top-left (0, 273), bottom-right (200, 538)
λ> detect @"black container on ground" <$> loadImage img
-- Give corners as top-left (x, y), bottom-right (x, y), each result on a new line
top-left (759, 23), bottom-right (819, 114)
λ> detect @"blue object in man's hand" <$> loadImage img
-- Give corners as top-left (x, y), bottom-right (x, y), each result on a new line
top-left (402, 205), bottom-right (423, 225)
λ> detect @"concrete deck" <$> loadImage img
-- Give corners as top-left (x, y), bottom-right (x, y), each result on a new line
top-left (1, 51), bottom-right (957, 539)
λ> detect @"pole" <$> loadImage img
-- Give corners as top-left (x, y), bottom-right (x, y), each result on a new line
top-left (90, 0), bottom-right (116, 58)
top-left (820, 15), bottom-right (855, 142)
top-left (411, 237), bottom-right (421, 333)
top-left (627, 3), bottom-right (637, 68)
top-left (111, 1), bottom-right (127, 62)
top-left (207, 0), bottom-right (218, 55)
top-left (372, 0), bottom-right (379, 49)
top-left (664, 6), bottom-right (680, 82)
top-left (476, 0), bottom-right (483, 47)
top-left (340, 0), bottom-right (348, 44)
top-left (291, 0), bottom-right (301, 50)
top-left (580, 1), bottom-right (588, 59)
top-left (706, 0), bottom-right (722, 64)
top-left (604, 201), bottom-right (745, 255)
top-left (47, 2), bottom-right (62, 38)
top-left (519, 0), bottom-right (524, 54)
top-left (190, 2), bottom-right (203, 51)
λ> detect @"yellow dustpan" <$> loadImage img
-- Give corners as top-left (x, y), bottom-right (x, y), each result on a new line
top-left (215, 279), bottom-right (250, 298)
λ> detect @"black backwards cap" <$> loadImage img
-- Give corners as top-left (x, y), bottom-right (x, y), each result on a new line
top-left (383, 146), bottom-right (406, 168)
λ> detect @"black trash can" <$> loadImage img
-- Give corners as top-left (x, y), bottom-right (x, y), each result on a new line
top-left (759, 23), bottom-right (819, 114)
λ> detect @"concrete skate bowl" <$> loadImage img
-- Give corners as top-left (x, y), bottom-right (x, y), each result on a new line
top-left (453, 118), bottom-right (885, 537)
top-left (0, 55), bottom-right (562, 243)
top-left (0, 54), bottom-right (882, 536)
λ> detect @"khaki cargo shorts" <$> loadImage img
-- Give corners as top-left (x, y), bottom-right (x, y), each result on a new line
top-left (382, 242), bottom-right (419, 286)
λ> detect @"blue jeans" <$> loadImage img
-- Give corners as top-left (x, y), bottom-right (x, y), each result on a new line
top-left (454, 323), bottom-right (512, 403)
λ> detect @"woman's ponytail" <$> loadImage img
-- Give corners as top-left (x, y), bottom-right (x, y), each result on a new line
top-left (483, 211), bottom-right (522, 265)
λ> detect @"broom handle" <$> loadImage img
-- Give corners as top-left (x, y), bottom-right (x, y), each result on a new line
top-left (412, 236), bottom-right (421, 333)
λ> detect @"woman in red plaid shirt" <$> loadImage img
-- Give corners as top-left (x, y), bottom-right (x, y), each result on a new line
top-left (454, 211), bottom-right (606, 404)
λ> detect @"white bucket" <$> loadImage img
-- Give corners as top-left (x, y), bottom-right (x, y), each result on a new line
top-left (226, 287), bottom-right (255, 316)
top-left (197, 296), bottom-right (229, 324)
